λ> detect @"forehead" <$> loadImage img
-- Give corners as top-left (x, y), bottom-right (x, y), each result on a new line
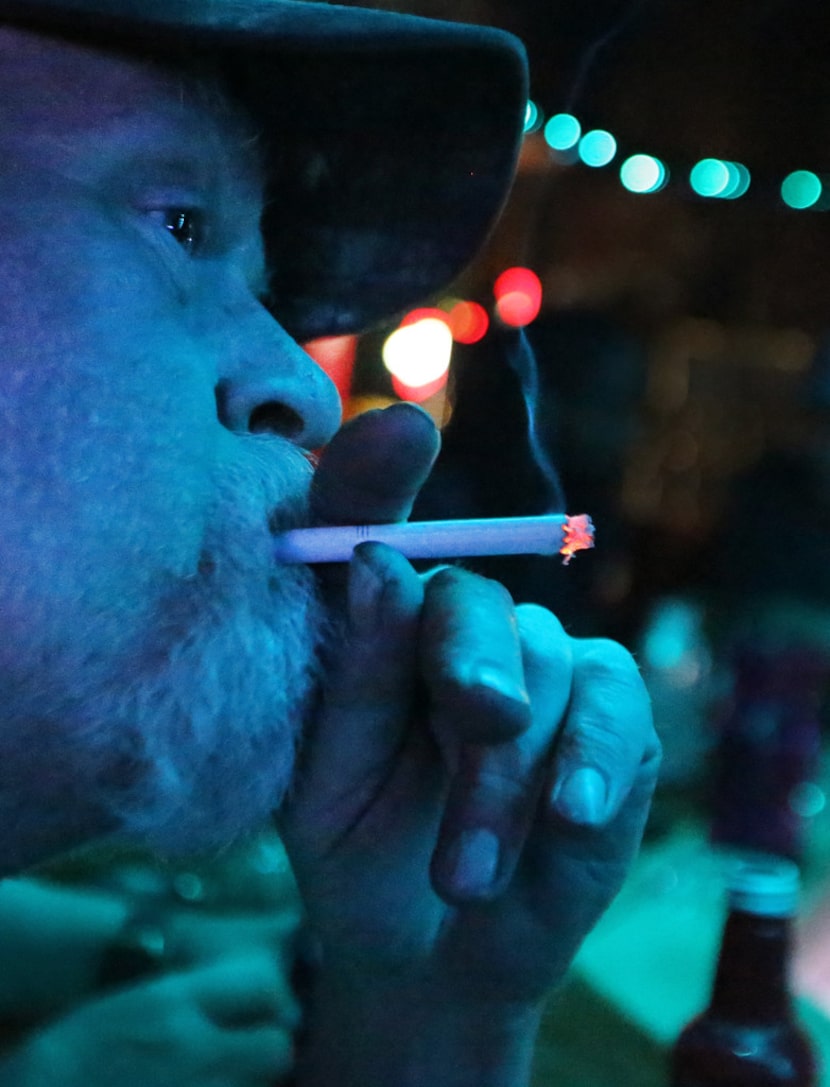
top-left (0, 26), bottom-right (264, 186)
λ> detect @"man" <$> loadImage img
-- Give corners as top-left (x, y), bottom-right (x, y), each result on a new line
top-left (0, 1), bottom-right (660, 1083)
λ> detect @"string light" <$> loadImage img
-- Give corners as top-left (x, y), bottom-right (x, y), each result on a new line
top-left (527, 110), bottom-right (827, 210)
top-left (620, 153), bottom-right (668, 193)
top-left (689, 158), bottom-right (750, 199)
top-left (781, 170), bottom-right (823, 209)
top-left (543, 112), bottom-right (581, 152)
top-left (524, 99), bottom-right (544, 135)
top-left (578, 129), bottom-right (617, 168)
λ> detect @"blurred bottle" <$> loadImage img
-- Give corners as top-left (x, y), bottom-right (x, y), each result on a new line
top-left (669, 857), bottom-right (818, 1086)
top-left (638, 596), bottom-right (715, 789)
top-left (710, 643), bottom-right (828, 861)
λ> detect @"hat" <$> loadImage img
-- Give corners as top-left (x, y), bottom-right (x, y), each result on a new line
top-left (0, 0), bottom-right (528, 341)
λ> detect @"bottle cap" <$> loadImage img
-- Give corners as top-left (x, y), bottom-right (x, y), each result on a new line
top-left (727, 856), bottom-right (801, 916)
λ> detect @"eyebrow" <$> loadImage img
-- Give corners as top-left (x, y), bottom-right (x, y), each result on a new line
top-left (103, 119), bottom-right (272, 300)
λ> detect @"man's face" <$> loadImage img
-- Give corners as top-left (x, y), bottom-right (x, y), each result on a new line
top-left (0, 28), bottom-right (342, 871)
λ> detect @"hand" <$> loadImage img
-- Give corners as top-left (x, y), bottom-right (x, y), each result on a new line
top-left (164, 902), bottom-right (303, 976)
top-left (276, 405), bottom-right (660, 1082)
top-left (281, 546), bottom-right (658, 997)
top-left (3, 951), bottom-right (299, 1087)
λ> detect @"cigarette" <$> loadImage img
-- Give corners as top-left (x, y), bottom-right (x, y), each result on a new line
top-left (273, 513), bottom-right (594, 565)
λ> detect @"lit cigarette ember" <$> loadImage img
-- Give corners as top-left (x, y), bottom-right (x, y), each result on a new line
top-left (273, 514), bottom-right (595, 565)
top-left (559, 514), bottom-right (594, 565)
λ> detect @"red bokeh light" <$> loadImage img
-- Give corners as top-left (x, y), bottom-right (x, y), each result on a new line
top-left (391, 370), bottom-right (449, 404)
top-left (493, 267), bottom-right (543, 327)
top-left (303, 334), bottom-right (358, 404)
top-left (447, 300), bottom-right (490, 344)
top-left (399, 307), bottom-right (451, 329)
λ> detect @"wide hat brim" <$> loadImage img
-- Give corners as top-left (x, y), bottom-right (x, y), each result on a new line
top-left (0, 0), bottom-right (528, 341)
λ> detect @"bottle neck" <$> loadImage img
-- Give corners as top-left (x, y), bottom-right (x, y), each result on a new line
top-left (709, 908), bottom-right (795, 1023)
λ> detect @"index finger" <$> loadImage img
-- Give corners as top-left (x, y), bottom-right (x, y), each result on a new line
top-left (420, 566), bottom-right (532, 744)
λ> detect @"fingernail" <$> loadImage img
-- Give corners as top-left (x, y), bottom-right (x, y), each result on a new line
top-left (448, 827), bottom-right (500, 897)
top-left (552, 767), bottom-right (609, 826)
top-left (474, 665), bottom-right (530, 707)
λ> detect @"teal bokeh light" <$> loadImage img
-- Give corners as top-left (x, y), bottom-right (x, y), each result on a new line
top-left (690, 158), bottom-right (750, 199)
top-left (722, 162), bottom-right (750, 199)
top-left (524, 100), bottom-right (543, 135)
top-left (578, 129), bottom-right (617, 168)
top-left (543, 112), bottom-right (581, 151)
top-left (690, 158), bottom-right (730, 197)
top-left (781, 170), bottom-right (822, 209)
top-left (620, 154), bottom-right (668, 193)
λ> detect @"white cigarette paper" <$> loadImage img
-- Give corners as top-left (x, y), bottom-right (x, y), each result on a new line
top-left (273, 514), bottom-right (594, 565)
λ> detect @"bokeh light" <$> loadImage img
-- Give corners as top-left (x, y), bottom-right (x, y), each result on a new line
top-left (399, 307), bottom-right (451, 329)
top-left (689, 158), bottom-right (750, 199)
top-left (690, 158), bottom-right (730, 197)
top-left (722, 161), bottom-right (751, 198)
top-left (303, 334), bottom-right (358, 404)
top-left (543, 112), bottom-right (581, 151)
top-left (447, 300), bottom-right (490, 344)
top-left (493, 267), bottom-right (543, 327)
top-left (382, 317), bottom-right (453, 401)
top-left (524, 100), bottom-right (543, 134)
top-left (578, 129), bottom-right (617, 168)
top-left (781, 170), bottom-right (823, 209)
top-left (620, 154), bottom-right (668, 193)
top-left (390, 372), bottom-right (449, 404)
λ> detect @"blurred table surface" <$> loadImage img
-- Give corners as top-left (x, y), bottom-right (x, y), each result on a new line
top-left (531, 817), bottom-right (830, 1086)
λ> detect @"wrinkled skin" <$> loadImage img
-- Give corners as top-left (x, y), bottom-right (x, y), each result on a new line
top-left (0, 28), bottom-right (340, 869)
top-left (0, 25), bottom-right (660, 1084)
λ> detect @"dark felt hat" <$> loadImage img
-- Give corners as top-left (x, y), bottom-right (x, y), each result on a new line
top-left (0, 0), bottom-right (527, 340)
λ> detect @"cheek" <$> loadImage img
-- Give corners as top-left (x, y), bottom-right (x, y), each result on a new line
top-left (0, 200), bottom-right (225, 641)
top-left (0, 328), bottom-right (223, 649)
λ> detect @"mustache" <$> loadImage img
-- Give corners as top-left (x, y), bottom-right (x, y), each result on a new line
top-left (223, 433), bottom-right (316, 529)
top-left (197, 436), bottom-right (316, 585)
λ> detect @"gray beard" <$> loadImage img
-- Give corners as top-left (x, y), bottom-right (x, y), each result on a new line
top-left (106, 559), bottom-right (326, 858)
top-left (0, 441), bottom-right (328, 870)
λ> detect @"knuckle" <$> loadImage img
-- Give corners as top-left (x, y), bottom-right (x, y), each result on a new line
top-left (427, 565), bottom-right (514, 609)
top-left (564, 638), bottom-right (656, 764)
top-left (575, 636), bottom-right (640, 680)
top-left (517, 604), bottom-right (570, 662)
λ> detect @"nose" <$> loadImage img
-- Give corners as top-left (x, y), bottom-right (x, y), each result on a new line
top-left (215, 303), bottom-right (342, 451)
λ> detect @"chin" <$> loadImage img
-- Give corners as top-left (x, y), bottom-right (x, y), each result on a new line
top-left (0, 546), bottom-right (326, 872)
top-left (0, 446), bottom-right (325, 869)
top-left (104, 559), bottom-right (327, 859)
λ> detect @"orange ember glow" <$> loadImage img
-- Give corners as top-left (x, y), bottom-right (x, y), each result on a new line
top-left (560, 514), bottom-right (595, 565)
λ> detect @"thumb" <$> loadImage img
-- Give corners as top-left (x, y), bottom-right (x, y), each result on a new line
top-left (311, 402), bottom-right (440, 527)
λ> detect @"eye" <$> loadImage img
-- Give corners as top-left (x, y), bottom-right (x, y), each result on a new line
top-left (160, 208), bottom-right (204, 255)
